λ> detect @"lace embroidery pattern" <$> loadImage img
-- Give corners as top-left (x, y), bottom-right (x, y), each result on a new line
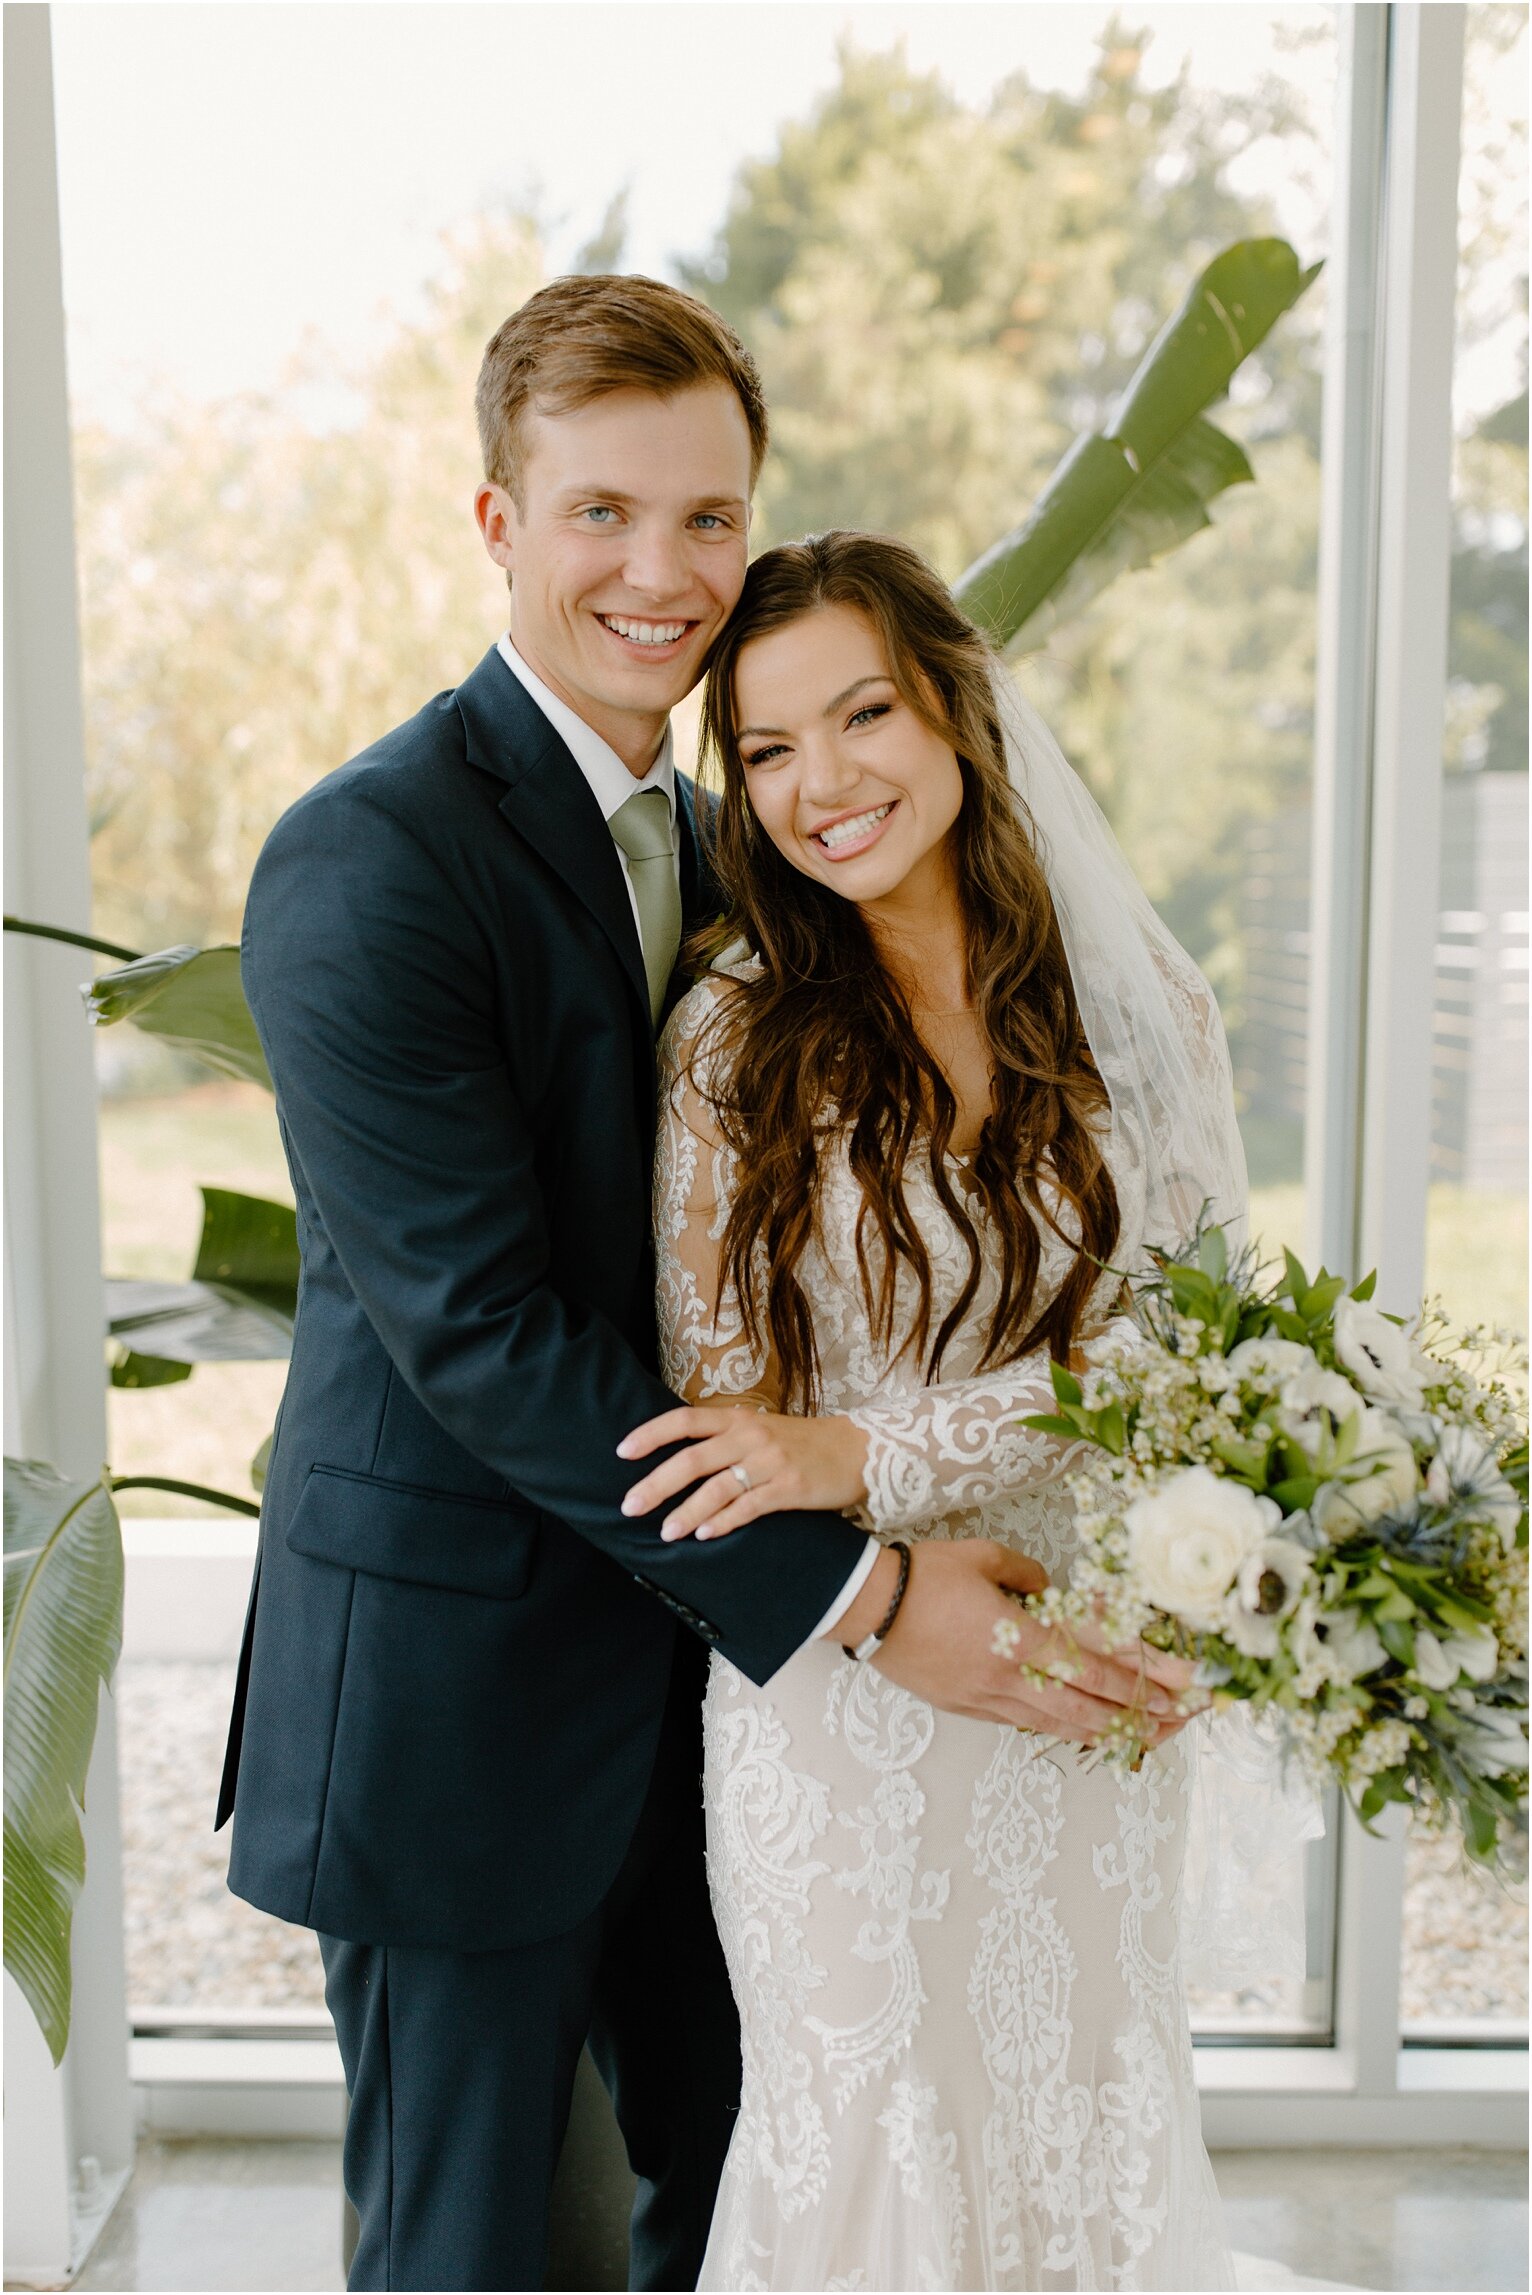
top-left (806, 1666), bottom-right (949, 2109)
top-left (667, 976), bottom-right (1235, 2293)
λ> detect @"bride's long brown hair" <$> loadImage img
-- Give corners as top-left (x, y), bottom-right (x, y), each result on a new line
top-left (691, 531), bottom-right (1119, 1410)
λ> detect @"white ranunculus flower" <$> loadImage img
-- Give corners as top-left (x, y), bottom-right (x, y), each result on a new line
top-left (1223, 1535), bottom-right (1314, 1656)
top-left (1424, 1424), bottom-right (1523, 1551)
top-left (1332, 1297), bottom-right (1428, 1409)
top-left (1312, 1410), bottom-right (1419, 1534)
top-left (1123, 1466), bottom-right (1273, 1629)
top-left (1315, 1606), bottom-right (1387, 1682)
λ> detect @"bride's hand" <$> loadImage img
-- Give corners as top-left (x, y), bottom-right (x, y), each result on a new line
top-left (617, 1406), bottom-right (870, 1540)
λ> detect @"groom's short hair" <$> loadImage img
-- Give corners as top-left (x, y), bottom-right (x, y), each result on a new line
top-left (476, 274), bottom-right (768, 502)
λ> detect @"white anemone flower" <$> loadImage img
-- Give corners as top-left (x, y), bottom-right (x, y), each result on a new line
top-left (1313, 1606), bottom-right (1388, 1682)
top-left (1332, 1296), bottom-right (1429, 1409)
top-left (1280, 1361), bottom-right (1365, 1453)
top-left (1223, 1536), bottom-right (1314, 1656)
top-left (1424, 1424), bottom-right (1523, 1551)
top-left (1123, 1466), bottom-right (1274, 1629)
top-left (1312, 1410), bottom-right (1419, 1535)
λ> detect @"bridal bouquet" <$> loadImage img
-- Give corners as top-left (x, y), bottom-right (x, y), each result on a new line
top-left (997, 1225), bottom-right (1529, 1872)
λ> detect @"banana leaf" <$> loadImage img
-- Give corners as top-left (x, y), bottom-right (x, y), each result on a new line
top-left (955, 238), bottom-right (1322, 652)
top-left (86, 944), bottom-right (271, 1089)
top-left (251, 1433), bottom-right (273, 1493)
top-left (3, 1461), bottom-right (124, 2064)
top-left (107, 1187), bottom-right (298, 1381)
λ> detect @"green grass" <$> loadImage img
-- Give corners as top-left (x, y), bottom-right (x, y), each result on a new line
top-left (1250, 1182), bottom-right (1528, 1337)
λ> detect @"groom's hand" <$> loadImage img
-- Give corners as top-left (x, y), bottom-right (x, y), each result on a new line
top-left (842, 1543), bottom-right (1191, 1746)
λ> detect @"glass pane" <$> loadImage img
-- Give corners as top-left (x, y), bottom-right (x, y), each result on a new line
top-left (1400, 1832), bottom-right (1528, 2043)
top-left (1405, 3), bottom-right (1528, 2049)
top-left (1186, 1810), bottom-right (1338, 2043)
top-left (118, 1657), bottom-right (326, 2019)
top-left (1425, 1), bottom-right (1529, 1341)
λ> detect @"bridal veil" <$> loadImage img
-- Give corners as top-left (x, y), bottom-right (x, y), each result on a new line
top-left (996, 672), bottom-right (1325, 1995)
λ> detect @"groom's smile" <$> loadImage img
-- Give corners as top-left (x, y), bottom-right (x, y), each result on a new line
top-left (476, 381), bottom-right (753, 773)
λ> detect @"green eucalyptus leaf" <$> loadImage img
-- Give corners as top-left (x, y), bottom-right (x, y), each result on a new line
top-left (3, 1460), bottom-right (124, 2064)
top-left (1377, 1615), bottom-right (1417, 1664)
top-left (85, 945), bottom-right (270, 1089)
top-left (1021, 1413), bottom-right (1087, 1441)
top-left (1282, 1247), bottom-right (1310, 1304)
top-left (1097, 1401), bottom-right (1127, 1456)
top-left (1198, 1226), bottom-right (1228, 1283)
top-left (1271, 1475), bottom-right (1320, 1511)
top-left (1465, 1796), bottom-right (1501, 1863)
top-left (1050, 1364), bottom-right (1083, 1409)
top-left (1305, 1275), bottom-right (1347, 1321)
top-left (1351, 1270), bottom-right (1378, 1303)
top-left (1211, 1432), bottom-right (1271, 1480)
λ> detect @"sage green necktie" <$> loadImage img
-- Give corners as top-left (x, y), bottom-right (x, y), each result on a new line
top-left (608, 787), bottom-right (681, 1027)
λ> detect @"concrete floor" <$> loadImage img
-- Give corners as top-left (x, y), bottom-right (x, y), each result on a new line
top-left (59, 2136), bottom-right (1527, 2294)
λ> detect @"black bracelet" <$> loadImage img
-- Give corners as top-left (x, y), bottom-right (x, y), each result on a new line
top-left (842, 1539), bottom-right (913, 1662)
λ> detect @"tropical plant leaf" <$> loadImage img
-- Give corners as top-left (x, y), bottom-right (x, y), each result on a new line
top-left (3, 1460), bottom-right (124, 2064)
top-left (105, 1188), bottom-right (298, 1367)
top-left (110, 1351), bottom-right (194, 1390)
top-left (85, 944), bottom-right (270, 1089)
top-left (954, 238), bottom-right (1321, 652)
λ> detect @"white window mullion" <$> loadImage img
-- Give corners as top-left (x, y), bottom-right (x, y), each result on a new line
top-left (3, 6), bottom-right (134, 2282)
top-left (1359, 1), bottom-right (1467, 1312)
top-left (1305, 0), bottom-right (1392, 1285)
top-left (1305, 0), bottom-right (1468, 2119)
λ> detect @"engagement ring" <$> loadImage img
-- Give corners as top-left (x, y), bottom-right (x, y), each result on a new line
top-left (731, 1463), bottom-right (752, 1493)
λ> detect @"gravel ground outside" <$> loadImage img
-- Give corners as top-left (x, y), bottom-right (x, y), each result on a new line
top-left (116, 1659), bottom-right (1527, 2030)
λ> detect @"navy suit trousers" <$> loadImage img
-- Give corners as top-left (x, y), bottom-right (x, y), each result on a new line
top-left (320, 1655), bottom-right (740, 2292)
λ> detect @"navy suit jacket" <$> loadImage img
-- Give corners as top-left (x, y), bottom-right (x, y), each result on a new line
top-left (218, 645), bottom-right (868, 1950)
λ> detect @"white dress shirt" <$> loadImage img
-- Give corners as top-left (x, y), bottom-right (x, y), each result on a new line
top-left (497, 634), bottom-right (678, 943)
top-left (495, 632), bottom-right (878, 1650)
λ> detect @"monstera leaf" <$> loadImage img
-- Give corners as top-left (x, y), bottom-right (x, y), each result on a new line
top-left (107, 1188), bottom-right (298, 1383)
top-left (955, 238), bottom-right (1321, 653)
top-left (85, 944), bottom-right (270, 1089)
top-left (3, 1462), bottom-right (124, 2064)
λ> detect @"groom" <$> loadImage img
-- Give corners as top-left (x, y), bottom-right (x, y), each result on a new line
top-left (219, 275), bottom-right (1113, 2293)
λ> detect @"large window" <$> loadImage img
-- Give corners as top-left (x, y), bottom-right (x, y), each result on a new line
top-left (50, 3), bottom-right (1523, 2097)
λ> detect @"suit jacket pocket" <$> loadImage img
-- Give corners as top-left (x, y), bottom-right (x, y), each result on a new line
top-left (285, 1463), bottom-right (537, 1599)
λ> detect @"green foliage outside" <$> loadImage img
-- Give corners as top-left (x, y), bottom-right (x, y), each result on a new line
top-left (74, 24), bottom-right (1526, 1170)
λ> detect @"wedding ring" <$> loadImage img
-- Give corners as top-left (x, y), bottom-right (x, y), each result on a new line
top-left (731, 1463), bottom-right (752, 1494)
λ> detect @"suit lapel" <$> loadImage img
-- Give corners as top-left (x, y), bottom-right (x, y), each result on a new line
top-left (453, 648), bottom-right (651, 1027)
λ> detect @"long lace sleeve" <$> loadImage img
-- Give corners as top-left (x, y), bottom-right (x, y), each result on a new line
top-left (845, 1350), bottom-right (1099, 1535)
top-left (654, 978), bottom-right (779, 1410)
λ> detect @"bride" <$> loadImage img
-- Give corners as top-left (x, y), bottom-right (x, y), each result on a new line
top-left (620, 530), bottom-right (1250, 2292)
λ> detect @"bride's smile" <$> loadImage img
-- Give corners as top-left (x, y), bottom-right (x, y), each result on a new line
top-left (733, 600), bottom-right (965, 909)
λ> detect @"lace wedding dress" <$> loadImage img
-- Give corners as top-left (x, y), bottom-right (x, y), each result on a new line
top-left (655, 971), bottom-right (1237, 2294)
